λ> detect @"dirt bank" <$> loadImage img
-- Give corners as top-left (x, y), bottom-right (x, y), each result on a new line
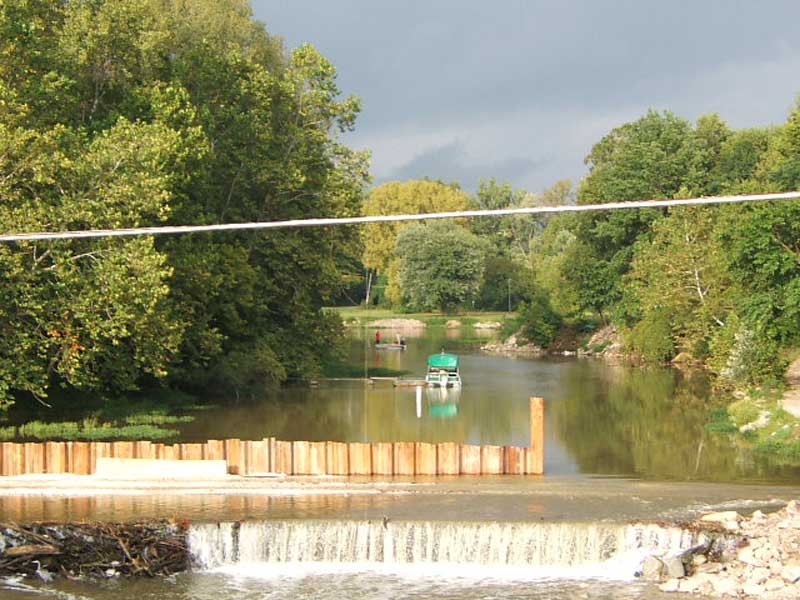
top-left (367, 318), bottom-right (426, 329)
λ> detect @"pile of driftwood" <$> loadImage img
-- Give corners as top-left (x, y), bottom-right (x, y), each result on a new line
top-left (0, 520), bottom-right (189, 579)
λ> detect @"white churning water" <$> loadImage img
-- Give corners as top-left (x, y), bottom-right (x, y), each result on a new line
top-left (188, 519), bottom-right (703, 581)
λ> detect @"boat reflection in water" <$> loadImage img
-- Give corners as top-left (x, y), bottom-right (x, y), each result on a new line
top-left (426, 386), bottom-right (460, 418)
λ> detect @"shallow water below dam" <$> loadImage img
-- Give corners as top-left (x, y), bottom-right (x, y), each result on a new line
top-left (3, 325), bottom-right (800, 599)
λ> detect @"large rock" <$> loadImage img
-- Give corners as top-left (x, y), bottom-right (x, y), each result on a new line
top-left (701, 511), bottom-right (741, 524)
top-left (639, 555), bottom-right (667, 580)
top-left (782, 560), bottom-right (800, 583)
top-left (663, 556), bottom-right (686, 579)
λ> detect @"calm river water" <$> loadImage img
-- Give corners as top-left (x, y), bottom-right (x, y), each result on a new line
top-left (173, 326), bottom-right (798, 482)
top-left (3, 325), bottom-right (800, 600)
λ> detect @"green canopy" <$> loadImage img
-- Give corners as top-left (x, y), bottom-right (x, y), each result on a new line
top-left (427, 353), bottom-right (459, 369)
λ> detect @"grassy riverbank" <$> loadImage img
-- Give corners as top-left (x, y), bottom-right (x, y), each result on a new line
top-left (706, 389), bottom-right (800, 463)
top-left (0, 389), bottom-right (218, 443)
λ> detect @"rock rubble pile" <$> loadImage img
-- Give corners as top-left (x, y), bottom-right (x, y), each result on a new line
top-left (655, 502), bottom-right (800, 598)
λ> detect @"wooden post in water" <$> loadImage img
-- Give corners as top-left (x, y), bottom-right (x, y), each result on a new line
top-left (529, 396), bottom-right (544, 475)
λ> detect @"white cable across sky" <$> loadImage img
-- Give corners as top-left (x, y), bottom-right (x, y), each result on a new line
top-left (1, 190), bottom-right (800, 243)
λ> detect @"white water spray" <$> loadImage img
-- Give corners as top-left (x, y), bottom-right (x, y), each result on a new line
top-left (188, 519), bottom-right (703, 580)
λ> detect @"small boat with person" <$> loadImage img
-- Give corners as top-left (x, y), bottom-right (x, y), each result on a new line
top-left (425, 352), bottom-right (462, 388)
top-left (374, 331), bottom-right (406, 350)
top-left (375, 343), bottom-right (406, 350)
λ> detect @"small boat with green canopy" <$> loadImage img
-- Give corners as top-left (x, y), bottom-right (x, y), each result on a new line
top-left (425, 352), bottom-right (462, 388)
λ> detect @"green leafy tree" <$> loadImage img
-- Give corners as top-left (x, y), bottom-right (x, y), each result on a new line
top-left (568, 111), bottom-right (696, 315)
top-left (395, 221), bottom-right (485, 313)
top-left (0, 0), bottom-right (368, 406)
top-left (363, 180), bottom-right (469, 305)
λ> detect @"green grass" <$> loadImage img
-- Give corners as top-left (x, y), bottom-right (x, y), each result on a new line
top-left (10, 414), bottom-right (185, 442)
top-left (727, 399), bottom-right (761, 427)
top-left (706, 394), bottom-right (800, 464)
top-left (123, 412), bottom-right (195, 425)
top-left (705, 408), bottom-right (738, 434)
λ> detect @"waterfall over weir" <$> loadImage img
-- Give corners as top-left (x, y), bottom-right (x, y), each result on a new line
top-left (188, 520), bottom-right (703, 579)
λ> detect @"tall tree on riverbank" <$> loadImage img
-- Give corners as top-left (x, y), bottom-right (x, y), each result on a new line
top-left (0, 0), bottom-right (367, 407)
top-left (362, 180), bottom-right (469, 306)
top-left (395, 221), bottom-right (485, 313)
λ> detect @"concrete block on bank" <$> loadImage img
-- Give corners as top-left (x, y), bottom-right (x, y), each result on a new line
top-left (94, 458), bottom-right (228, 479)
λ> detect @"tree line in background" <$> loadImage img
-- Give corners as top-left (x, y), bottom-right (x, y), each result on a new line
top-left (0, 0), bottom-right (368, 410)
top-left (2, 0), bottom-right (800, 411)
top-left (362, 103), bottom-right (800, 388)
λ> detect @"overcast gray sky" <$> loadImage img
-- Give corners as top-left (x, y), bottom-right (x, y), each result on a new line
top-left (252, 1), bottom-right (800, 194)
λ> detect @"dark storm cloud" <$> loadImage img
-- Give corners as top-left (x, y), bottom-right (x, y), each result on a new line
top-left (383, 139), bottom-right (548, 192)
top-left (253, 1), bottom-right (800, 192)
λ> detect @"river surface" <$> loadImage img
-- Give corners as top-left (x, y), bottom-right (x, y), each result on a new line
top-left (174, 326), bottom-right (798, 482)
top-left (3, 325), bottom-right (800, 600)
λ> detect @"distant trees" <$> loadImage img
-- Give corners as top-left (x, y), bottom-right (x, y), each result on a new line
top-left (394, 221), bottom-right (485, 313)
top-left (362, 180), bottom-right (469, 305)
top-left (526, 99), bottom-right (800, 386)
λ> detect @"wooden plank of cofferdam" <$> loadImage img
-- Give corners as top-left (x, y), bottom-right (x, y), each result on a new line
top-left (223, 439), bottom-right (241, 475)
top-left (247, 440), bottom-right (269, 475)
top-left (348, 442), bottom-right (372, 475)
top-left (134, 441), bottom-right (153, 460)
top-left (71, 442), bottom-right (91, 475)
top-left (436, 442), bottom-right (459, 475)
top-left (90, 442), bottom-right (111, 474)
top-left (274, 440), bottom-right (293, 475)
top-left (326, 442), bottom-right (349, 475)
top-left (1, 443), bottom-right (19, 476)
top-left (393, 442), bottom-right (415, 475)
top-left (309, 442), bottom-right (327, 475)
top-left (162, 444), bottom-right (176, 461)
top-left (204, 439), bottom-right (225, 461)
top-left (529, 396), bottom-right (544, 475)
top-left (45, 442), bottom-right (66, 474)
top-left (371, 443), bottom-right (393, 475)
top-left (239, 440), bottom-right (250, 475)
top-left (481, 445), bottom-right (504, 474)
top-left (522, 448), bottom-right (539, 475)
top-left (415, 442), bottom-right (437, 475)
top-left (292, 441), bottom-right (311, 475)
top-left (268, 438), bottom-right (277, 472)
top-left (181, 443), bottom-right (203, 461)
top-left (112, 441), bottom-right (134, 460)
top-left (153, 443), bottom-right (166, 460)
top-left (459, 445), bottom-right (481, 475)
top-left (504, 446), bottom-right (524, 475)
top-left (25, 442), bottom-right (45, 475)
